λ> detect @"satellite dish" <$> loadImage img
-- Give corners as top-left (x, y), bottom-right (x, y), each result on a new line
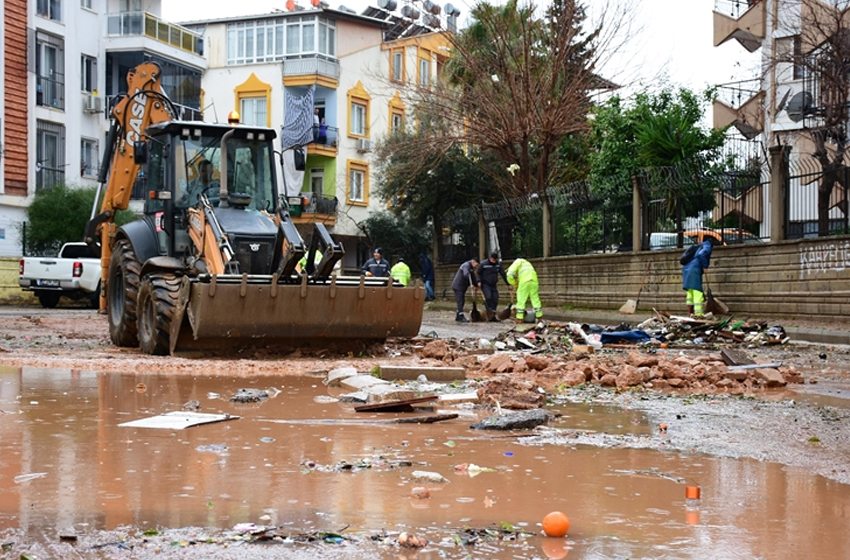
top-left (338, 4), bottom-right (356, 12)
top-left (377, 0), bottom-right (397, 10)
top-left (775, 88), bottom-right (792, 113)
top-left (786, 91), bottom-right (813, 123)
top-left (444, 3), bottom-right (460, 16)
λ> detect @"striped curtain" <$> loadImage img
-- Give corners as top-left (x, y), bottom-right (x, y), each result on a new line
top-left (280, 84), bottom-right (315, 150)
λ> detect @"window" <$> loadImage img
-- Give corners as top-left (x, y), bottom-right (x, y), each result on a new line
top-left (417, 51), bottom-right (431, 87)
top-left (240, 97), bottom-right (268, 126)
top-left (119, 0), bottom-right (141, 11)
top-left (36, 121), bottom-right (66, 190)
top-left (81, 55), bottom-right (97, 93)
top-left (776, 35), bottom-right (804, 80)
top-left (227, 19), bottom-right (286, 65)
top-left (391, 49), bottom-right (404, 82)
top-left (391, 111), bottom-right (404, 134)
top-left (81, 138), bottom-right (98, 178)
top-left (317, 18), bottom-right (336, 56)
top-left (347, 81), bottom-right (371, 139)
top-left (347, 161), bottom-right (368, 205)
top-left (36, 32), bottom-right (65, 110)
top-left (37, 0), bottom-right (61, 21)
top-left (81, 0), bottom-right (92, 9)
top-left (350, 103), bottom-right (366, 136)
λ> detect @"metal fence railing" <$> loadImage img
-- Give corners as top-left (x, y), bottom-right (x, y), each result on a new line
top-left (787, 158), bottom-right (850, 239)
top-left (438, 159), bottom-right (777, 265)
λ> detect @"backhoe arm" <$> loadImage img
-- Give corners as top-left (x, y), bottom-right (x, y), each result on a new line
top-left (84, 62), bottom-right (175, 311)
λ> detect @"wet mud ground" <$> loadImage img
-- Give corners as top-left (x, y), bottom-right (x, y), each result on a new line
top-left (1, 306), bottom-right (850, 559)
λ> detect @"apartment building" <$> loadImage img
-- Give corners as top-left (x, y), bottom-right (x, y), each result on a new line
top-left (0, 0), bottom-right (204, 256)
top-left (712, 0), bottom-right (849, 238)
top-left (186, 1), bottom-right (452, 270)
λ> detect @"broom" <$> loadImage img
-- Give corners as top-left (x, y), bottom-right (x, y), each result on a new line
top-left (620, 261), bottom-right (652, 314)
top-left (470, 288), bottom-right (485, 322)
top-left (497, 287), bottom-right (515, 321)
top-left (703, 273), bottom-right (729, 315)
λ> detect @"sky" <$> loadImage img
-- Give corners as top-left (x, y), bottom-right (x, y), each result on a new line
top-left (162, 0), bottom-right (762, 98)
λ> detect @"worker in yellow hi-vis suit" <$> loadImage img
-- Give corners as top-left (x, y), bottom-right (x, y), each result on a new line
top-left (390, 257), bottom-right (412, 286)
top-left (506, 258), bottom-right (542, 322)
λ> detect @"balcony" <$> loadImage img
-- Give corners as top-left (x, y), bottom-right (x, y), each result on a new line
top-left (290, 193), bottom-right (338, 226)
top-left (37, 74), bottom-right (65, 110)
top-left (106, 11), bottom-right (205, 68)
top-left (307, 125), bottom-right (339, 156)
top-left (713, 80), bottom-right (764, 138)
top-left (282, 55), bottom-right (340, 88)
top-left (713, 0), bottom-right (765, 52)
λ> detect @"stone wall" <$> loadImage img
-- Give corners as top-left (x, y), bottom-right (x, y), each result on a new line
top-left (436, 235), bottom-right (850, 321)
top-left (0, 257), bottom-right (34, 305)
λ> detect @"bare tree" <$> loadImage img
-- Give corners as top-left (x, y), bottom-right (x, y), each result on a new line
top-left (387, 0), bottom-right (631, 254)
top-left (774, 0), bottom-right (850, 236)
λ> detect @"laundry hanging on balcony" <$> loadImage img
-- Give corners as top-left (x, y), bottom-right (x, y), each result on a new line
top-left (280, 84), bottom-right (315, 150)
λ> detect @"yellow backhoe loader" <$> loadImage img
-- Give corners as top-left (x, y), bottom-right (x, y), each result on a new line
top-left (84, 62), bottom-right (423, 355)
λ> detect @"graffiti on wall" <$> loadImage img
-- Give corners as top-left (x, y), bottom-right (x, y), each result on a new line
top-left (799, 241), bottom-right (850, 278)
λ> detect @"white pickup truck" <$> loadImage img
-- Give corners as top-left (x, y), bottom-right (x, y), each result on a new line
top-left (18, 242), bottom-right (101, 308)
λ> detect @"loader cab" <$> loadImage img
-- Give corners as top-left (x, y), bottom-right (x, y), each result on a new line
top-left (139, 121), bottom-right (280, 258)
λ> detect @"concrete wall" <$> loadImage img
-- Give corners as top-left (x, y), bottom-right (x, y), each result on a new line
top-left (436, 235), bottom-right (850, 321)
top-left (0, 257), bottom-right (34, 305)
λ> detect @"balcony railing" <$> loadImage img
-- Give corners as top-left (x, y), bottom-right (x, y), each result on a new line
top-left (714, 0), bottom-right (761, 19)
top-left (303, 194), bottom-right (338, 215)
top-left (107, 11), bottom-right (204, 56)
top-left (310, 125), bottom-right (339, 148)
top-left (37, 74), bottom-right (65, 110)
top-left (282, 55), bottom-right (340, 81)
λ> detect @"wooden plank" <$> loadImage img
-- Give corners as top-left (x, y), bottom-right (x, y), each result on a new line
top-left (355, 395), bottom-right (438, 412)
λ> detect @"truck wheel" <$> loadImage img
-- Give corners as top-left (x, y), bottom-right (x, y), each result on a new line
top-left (89, 282), bottom-right (101, 309)
top-left (36, 291), bottom-right (61, 309)
top-left (107, 239), bottom-right (141, 347)
top-left (137, 273), bottom-right (180, 355)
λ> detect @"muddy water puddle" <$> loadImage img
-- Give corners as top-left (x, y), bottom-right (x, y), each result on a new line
top-left (1, 365), bottom-right (850, 559)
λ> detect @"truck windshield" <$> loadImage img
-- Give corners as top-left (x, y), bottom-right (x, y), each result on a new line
top-left (175, 135), bottom-right (276, 211)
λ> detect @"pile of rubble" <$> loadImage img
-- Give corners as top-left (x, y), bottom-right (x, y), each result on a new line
top-left (415, 319), bottom-right (805, 408)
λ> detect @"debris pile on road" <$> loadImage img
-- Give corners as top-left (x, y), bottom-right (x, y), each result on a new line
top-left (409, 320), bottom-right (807, 408)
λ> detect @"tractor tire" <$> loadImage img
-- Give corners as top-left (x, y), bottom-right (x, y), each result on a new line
top-left (137, 273), bottom-right (180, 356)
top-left (107, 239), bottom-right (141, 347)
top-left (36, 290), bottom-right (61, 309)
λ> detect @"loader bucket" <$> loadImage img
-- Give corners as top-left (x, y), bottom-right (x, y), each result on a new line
top-left (170, 274), bottom-right (424, 355)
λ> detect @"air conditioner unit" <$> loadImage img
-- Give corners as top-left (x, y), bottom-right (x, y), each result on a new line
top-left (356, 138), bottom-right (373, 152)
top-left (83, 94), bottom-right (102, 114)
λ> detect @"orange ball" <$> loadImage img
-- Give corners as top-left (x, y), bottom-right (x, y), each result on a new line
top-left (542, 511), bottom-right (570, 537)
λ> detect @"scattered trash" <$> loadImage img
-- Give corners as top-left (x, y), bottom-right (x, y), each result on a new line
top-left (541, 511), bottom-right (570, 537)
top-left (410, 486), bottom-right (431, 499)
top-left (230, 388), bottom-right (270, 403)
top-left (453, 523), bottom-right (534, 545)
top-left (453, 463), bottom-right (496, 477)
top-left (411, 470), bottom-right (450, 484)
top-left (398, 532), bottom-right (428, 548)
top-left (14, 472), bottom-right (48, 484)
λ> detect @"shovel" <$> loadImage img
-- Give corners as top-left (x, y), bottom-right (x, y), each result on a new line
top-left (620, 261), bottom-right (651, 314)
top-left (470, 288), bottom-right (484, 322)
top-left (497, 288), bottom-right (515, 321)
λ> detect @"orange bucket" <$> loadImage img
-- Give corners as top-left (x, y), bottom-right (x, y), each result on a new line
top-left (685, 486), bottom-right (701, 500)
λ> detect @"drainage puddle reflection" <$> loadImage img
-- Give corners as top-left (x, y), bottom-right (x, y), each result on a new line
top-left (1, 366), bottom-right (849, 559)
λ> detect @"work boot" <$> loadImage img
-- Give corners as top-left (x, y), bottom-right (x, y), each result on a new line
top-left (456, 313), bottom-right (469, 323)
top-left (687, 305), bottom-right (694, 317)
top-left (489, 316), bottom-right (500, 323)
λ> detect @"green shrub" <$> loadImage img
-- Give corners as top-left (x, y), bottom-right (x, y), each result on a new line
top-left (23, 184), bottom-right (137, 256)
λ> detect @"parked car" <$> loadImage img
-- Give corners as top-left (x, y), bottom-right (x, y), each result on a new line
top-left (649, 229), bottom-right (762, 251)
top-left (19, 242), bottom-right (101, 308)
top-left (685, 228), bottom-right (763, 246)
